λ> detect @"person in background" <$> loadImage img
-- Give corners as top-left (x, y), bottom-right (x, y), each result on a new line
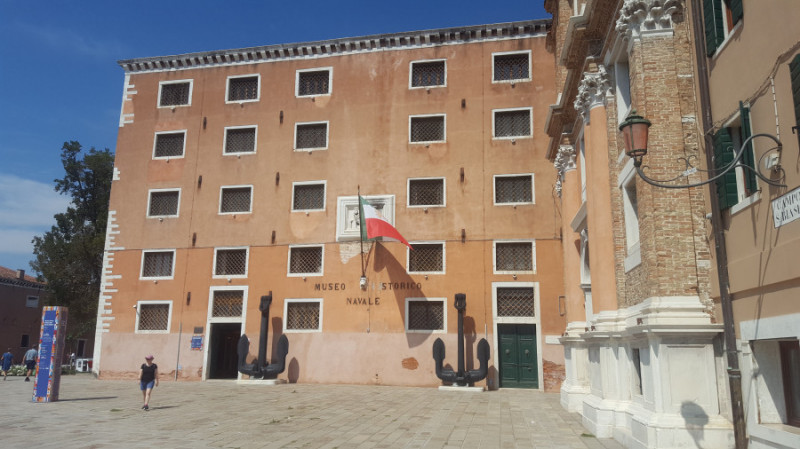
top-left (23, 346), bottom-right (38, 382)
top-left (1, 348), bottom-right (13, 380)
top-left (138, 354), bottom-right (158, 410)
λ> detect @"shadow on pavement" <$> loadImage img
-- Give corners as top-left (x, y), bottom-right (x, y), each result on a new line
top-left (58, 396), bottom-right (118, 402)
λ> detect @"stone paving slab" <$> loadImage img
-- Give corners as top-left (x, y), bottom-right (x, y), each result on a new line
top-left (0, 374), bottom-right (624, 448)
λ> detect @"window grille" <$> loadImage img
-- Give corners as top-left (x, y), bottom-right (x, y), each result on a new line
top-left (26, 296), bottom-right (38, 308)
top-left (215, 249), bottom-right (247, 276)
top-left (154, 132), bottom-right (185, 158)
top-left (295, 123), bottom-right (328, 150)
top-left (149, 191), bottom-right (179, 216)
top-left (409, 243), bottom-right (443, 273)
top-left (411, 61), bottom-right (445, 87)
top-left (286, 302), bottom-right (321, 330)
top-left (496, 287), bottom-right (535, 317)
top-left (220, 187), bottom-right (251, 213)
top-left (225, 128), bottom-right (256, 154)
top-left (297, 70), bottom-right (330, 96)
top-left (409, 179), bottom-right (444, 206)
top-left (496, 242), bottom-right (533, 271)
top-left (495, 175), bottom-right (532, 204)
top-left (408, 300), bottom-right (444, 331)
top-left (410, 116), bottom-right (445, 143)
top-left (142, 251), bottom-right (174, 277)
top-left (139, 304), bottom-right (170, 330)
top-left (495, 110), bottom-right (531, 138)
top-left (160, 82), bottom-right (190, 106)
top-left (212, 290), bottom-right (243, 317)
top-left (289, 246), bottom-right (323, 274)
top-left (228, 76), bottom-right (258, 101)
top-left (293, 184), bottom-right (325, 210)
top-left (494, 53), bottom-right (530, 81)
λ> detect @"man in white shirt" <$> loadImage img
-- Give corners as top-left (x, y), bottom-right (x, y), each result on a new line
top-left (23, 346), bottom-right (38, 382)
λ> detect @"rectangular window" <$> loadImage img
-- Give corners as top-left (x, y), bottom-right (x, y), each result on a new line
top-left (408, 178), bottom-right (445, 207)
top-left (703, 0), bottom-right (743, 56)
top-left (135, 301), bottom-right (172, 333)
top-left (158, 80), bottom-right (192, 107)
top-left (219, 186), bottom-right (252, 214)
top-left (296, 68), bottom-right (331, 97)
top-left (26, 296), bottom-right (39, 308)
top-left (224, 126), bottom-right (257, 154)
top-left (494, 241), bottom-right (535, 273)
top-left (714, 102), bottom-right (757, 211)
top-left (288, 245), bottom-right (324, 276)
top-left (780, 340), bottom-right (800, 427)
top-left (619, 159), bottom-right (641, 272)
top-left (408, 242), bottom-right (444, 274)
top-left (292, 182), bottom-right (326, 211)
top-left (20, 334), bottom-right (30, 347)
top-left (211, 290), bottom-right (244, 317)
top-left (632, 348), bottom-right (643, 396)
top-left (141, 250), bottom-right (175, 279)
top-left (494, 174), bottom-right (534, 205)
top-left (790, 55), bottom-right (800, 127)
top-left (493, 51), bottom-right (531, 82)
top-left (410, 60), bottom-right (446, 88)
top-left (227, 75), bottom-right (259, 102)
top-left (406, 298), bottom-right (445, 332)
top-left (213, 248), bottom-right (248, 277)
top-left (284, 299), bottom-right (322, 332)
top-left (409, 115), bottom-right (445, 143)
top-left (294, 122), bottom-right (329, 151)
top-left (494, 108), bottom-right (532, 139)
top-left (496, 287), bottom-right (535, 317)
top-left (147, 189), bottom-right (180, 217)
top-left (153, 131), bottom-right (186, 159)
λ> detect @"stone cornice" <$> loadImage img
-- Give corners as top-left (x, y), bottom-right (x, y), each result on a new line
top-left (574, 65), bottom-right (611, 122)
top-left (615, 0), bottom-right (684, 40)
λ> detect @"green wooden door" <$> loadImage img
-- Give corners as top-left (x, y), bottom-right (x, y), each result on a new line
top-left (498, 324), bottom-right (538, 388)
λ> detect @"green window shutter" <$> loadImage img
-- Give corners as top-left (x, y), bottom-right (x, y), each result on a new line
top-left (714, 128), bottom-right (738, 210)
top-left (739, 102), bottom-right (757, 194)
top-left (704, 0), bottom-right (724, 56)
top-left (790, 54), bottom-right (800, 127)
top-left (729, 0), bottom-right (744, 26)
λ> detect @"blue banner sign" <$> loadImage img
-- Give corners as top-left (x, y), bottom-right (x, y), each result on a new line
top-left (33, 307), bottom-right (67, 402)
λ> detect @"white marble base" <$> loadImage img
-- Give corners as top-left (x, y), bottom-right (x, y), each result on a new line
top-left (438, 385), bottom-right (485, 392)
top-left (236, 378), bottom-right (287, 386)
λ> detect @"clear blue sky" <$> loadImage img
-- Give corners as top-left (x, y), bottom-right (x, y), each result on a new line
top-left (0, 0), bottom-right (550, 274)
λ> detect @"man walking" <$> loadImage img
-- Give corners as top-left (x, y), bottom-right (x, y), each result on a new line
top-left (1, 348), bottom-right (13, 380)
top-left (23, 346), bottom-right (38, 382)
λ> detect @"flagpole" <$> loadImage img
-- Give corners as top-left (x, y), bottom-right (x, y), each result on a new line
top-left (358, 185), bottom-right (365, 281)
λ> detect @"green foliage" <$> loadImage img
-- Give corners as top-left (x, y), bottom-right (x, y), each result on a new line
top-left (7, 365), bottom-right (26, 376)
top-left (31, 141), bottom-right (115, 342)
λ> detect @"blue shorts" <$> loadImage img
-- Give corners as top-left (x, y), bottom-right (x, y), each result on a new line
top-left (140, 380), bottom-right (155, 391)
top-left (26, 361), bottom-right (36, 370)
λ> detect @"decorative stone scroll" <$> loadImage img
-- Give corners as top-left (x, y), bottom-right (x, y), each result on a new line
top-left (554, 145), bottom-right (576, 197)
top-left (616, 0), bottom-right (684, 40)
top-left (574, 65), bottom-right (610, 123)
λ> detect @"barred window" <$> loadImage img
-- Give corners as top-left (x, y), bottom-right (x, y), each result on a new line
top-left (26, 296), bottom-right (39, 308)
top-left (137, 302), bottom-right (171, 332)
top-left (154, 132), bottom-right (185, 158)
top-left (297, 69), bottom-right (331, 96)
top-left (224, 127), bottom-right (256, 154)
top-left (410, 115), bottom-right (445, 143)
top-left (495, 175), bottom-right (533, 204)
top-left (408, 243), bottom-right (444, 273)
top-left (408, 178), bottom-right (444, 207)
top-left (496, 287), bottom-right (535, 317)
top-left (411, 60), bottom-right (446, 88)
top-left (214, 248), bottom-right (248, 277)
top-left (227, 76), bottom-right (259, 102)
top-left (407, 299), bottom-right (445, 331)
top-left (220, 187), bottom-right (252, 214)
top-left (288, 246), bottom-right (323, 275)
top-left (295, 123), bottom-right (328, 150)
top-left (159, 81), bottom-right (191, 107)
top-left (211, 290), bottom-right (243, 317)
top-left (494, 109), bottom-right (532, 138)
top-left (148, 190), bottom-right (180, 217)
top-left (293, 183), bottom-right (325, 211)
top-left (493, 52), bottom-right (530, 82)
top-left (495, 242), bottom-right (534, 272)
top-left (141, 251), bottom-right (174, 278)
top-left (285, 300), bottom-right (321, 331)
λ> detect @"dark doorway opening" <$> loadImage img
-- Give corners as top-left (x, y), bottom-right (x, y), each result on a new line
top-left (207, 323), bottom-right (240, 379)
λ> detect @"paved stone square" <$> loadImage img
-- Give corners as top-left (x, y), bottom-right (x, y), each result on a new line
top-left (1, 374), bottom-right (623, 448)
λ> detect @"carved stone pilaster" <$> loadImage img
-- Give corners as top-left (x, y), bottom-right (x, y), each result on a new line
top-left (554, 145), bottom-right (577, 198)
top-left (573, 65), bottom-right (610, 123)
top-left (616, 0), bottom-right (684, 40)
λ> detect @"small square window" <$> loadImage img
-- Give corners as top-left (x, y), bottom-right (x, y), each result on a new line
top-left (493, 52), bottom-right (530, 82)
top-left (141, 250), bottom-right (175, 279)
top-left (295, 122), bottom-right (328, 151)
top-left (224, 127), bottom-right (257, 154)
top-left (410, 115), bottom-right (445, 143)
top-left (494, 241), bottom-right (535, 273)
top-left (227, 75), bottom-right (259, 102)
top-left (495, 175), bottom-right (533, 205)
top-left (494, 108), bottom-right (532, 139)
top-left (408, 243), bottom-right (444, 274)
top-left (158, 81), bottom-right (192, 107)
top-left (220, 186), bottom-right (252, 214)
top-left (136, 301), bottom-right (172, 333)
top-left (406, 298), bottom-right (445, 332)
top-left (293, 182), bottom-right (326, 211)
top-left (153, 131), bottom-right (186, 158)
top-left (496, 287), bottom-right (535, 317)
top-left (284, 299), bottom-right (322, 332)
top-left (288, 245), bottom-right (324, 276)
top-left (26, 296), bottom-right (39, 308)
top-left (20, 334), bottom-right (30, 347)
top-left (296, 69), bottom-right (331, 97)
top-left (410, 60), bottom-right (446, 88)
top-left (214, 248), bottom-right (248, 277)
top-left (148, 190), bottom-right (180, 217)
top-left (408, 178), bottom-right (445, 207)
top-left (211, 289), bottom-right (244, 317)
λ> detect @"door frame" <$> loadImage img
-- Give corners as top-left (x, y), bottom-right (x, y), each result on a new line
top-left (491, 282), bottom-right (542, 390)
top-left (202, 285), bottom-right (249, 380)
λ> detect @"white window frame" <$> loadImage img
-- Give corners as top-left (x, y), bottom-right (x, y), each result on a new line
top-left (408, 114), bottom-right (446, 144)
top-left (222, 125), bottom-right (258, 156)
top-left (212, 246), bottom-right (249, 279)
top-left (157, 79), bottom-right (193, 108)
top-left (724, 109), bottom-right (762, 215)
top-left (207, 286), bottom-right (248, 324)
top-left (492, 107), bottom-right (533, 140)
top-left (408, 59), bottom-right (447, 89)
top-left (135, 300), bottom-right (173, 334)
top-left (293, 121), bottom-right (329, 152)
top-left (406, 241), bottom-right (446, 275)
top-left (336, 195), bottom-right (395, 242)
top-left (492, 239), bottom-right (536, 274)
top-left (139, 249), bottom-right (176, 280)
top-left (218, 185), bottom-right (253, 215)
top-left (405, 297), bottom-right (447, 333)
top-left (152, 130), bottom-right (187, 160)
top-left (407, 177), bottom-right (446, 208)
top-left (295, 67), bottom-right (333, 98)
top-left (283, 298), bottom-right (323, 333)
top-left (225, 74), bottom-right (261, 104)
top-left (491, 50), bottom-right (532, 84)
top-left (578, 130), bottom-right (587, 203)
top-left (615, 61), bottom-right (632, 125)
top-left (287, 244), bottom-right (325, 277)
top-left (619, 159), bottom-right (641, 272)
top-left (26, 296), bottom-right (39, 308)
top-left (292, 180), bottom-right (327, 212)
top-left (146, 188), bottom-right (181, 218)
top-left (493, 173), bottom-right (535, 206)
top-left (491, 281), bottom-right (542, 390)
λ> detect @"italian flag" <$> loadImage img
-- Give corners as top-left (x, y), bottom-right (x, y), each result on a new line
top-left (359, 196), bottom-right (412, 249)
